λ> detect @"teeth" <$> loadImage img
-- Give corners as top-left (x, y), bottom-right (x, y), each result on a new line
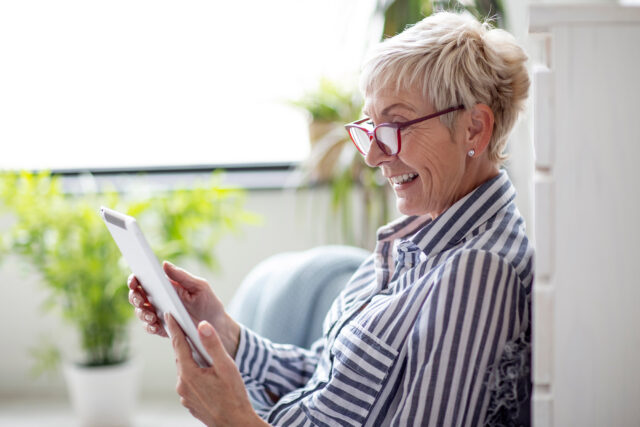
top-left (391, 173), bottom-right (418, 184)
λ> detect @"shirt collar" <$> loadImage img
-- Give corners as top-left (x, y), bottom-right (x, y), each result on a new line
top-left (377, 170), bottom-right (516, 259)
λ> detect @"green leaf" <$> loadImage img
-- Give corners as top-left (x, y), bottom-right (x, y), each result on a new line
top-left (29, 340), bottom-right (61, 378)
top-left (0, 170), bottom-right (259, 368)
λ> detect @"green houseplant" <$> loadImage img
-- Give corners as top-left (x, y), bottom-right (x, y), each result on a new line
top-left (381, 0), bottom-right (505, 38)
top-left (0, 170), bottom-right (256, 369)
top-left (0, 170), bottom-right (257, 424)
top-left (292, 78), bottom-right (389, 249)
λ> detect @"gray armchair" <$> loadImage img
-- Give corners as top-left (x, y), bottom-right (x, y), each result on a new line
top-left (227, 245), bottom-right (369, 348)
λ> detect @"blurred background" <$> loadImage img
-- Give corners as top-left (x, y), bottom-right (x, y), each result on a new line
top-left (1, 0), bottom-right (639, 426)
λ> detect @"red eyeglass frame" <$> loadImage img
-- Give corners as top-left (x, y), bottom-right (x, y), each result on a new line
top-left (345, 105), bottom-right (465, 155)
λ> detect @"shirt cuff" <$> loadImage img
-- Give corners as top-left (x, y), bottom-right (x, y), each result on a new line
top-left (234, 324), bottom-right (272, 385)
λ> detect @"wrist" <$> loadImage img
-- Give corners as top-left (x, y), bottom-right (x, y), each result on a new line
top-left (221, 313), bottom-right (241, 358)
top-left (247, 411), bottom-right (270, 427)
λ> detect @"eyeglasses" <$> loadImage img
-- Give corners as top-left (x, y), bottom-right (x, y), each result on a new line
top-left (344, 105), bottom-right (464, 156)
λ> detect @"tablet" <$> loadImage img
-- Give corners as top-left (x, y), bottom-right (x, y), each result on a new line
top-left (100, 206), bottom-right (212, 368)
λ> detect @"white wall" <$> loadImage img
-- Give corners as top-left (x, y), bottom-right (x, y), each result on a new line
top-left (529, 4), bottom-right (640, 426)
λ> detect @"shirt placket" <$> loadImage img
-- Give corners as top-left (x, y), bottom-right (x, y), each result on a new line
top-left (388, 239), bottom-right (422, 285)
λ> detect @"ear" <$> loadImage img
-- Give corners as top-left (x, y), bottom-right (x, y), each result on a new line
top-left (464, 104), bottom-right (494, 157)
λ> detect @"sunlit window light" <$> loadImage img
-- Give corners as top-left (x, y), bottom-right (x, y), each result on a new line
top-left (0, 0), bottom-right (379, 171)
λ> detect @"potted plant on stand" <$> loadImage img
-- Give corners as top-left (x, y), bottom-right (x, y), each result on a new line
top-left (0, 171), bottom-right (256, 427)
top-left (292, 78), bottom-right (391, 250)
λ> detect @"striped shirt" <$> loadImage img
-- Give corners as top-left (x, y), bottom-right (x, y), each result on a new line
top-left (235, 170), bottom-right (534, 426)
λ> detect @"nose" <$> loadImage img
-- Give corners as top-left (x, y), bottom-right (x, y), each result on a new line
top-left (364, 137), bottom-right (395, 167)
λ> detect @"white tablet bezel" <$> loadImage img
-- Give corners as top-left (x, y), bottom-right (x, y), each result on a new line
top-left (100, 206), bottom-right (212, 367)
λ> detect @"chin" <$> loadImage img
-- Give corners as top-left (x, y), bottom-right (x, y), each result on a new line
top-left (396, 200), bottom-right (428, 217)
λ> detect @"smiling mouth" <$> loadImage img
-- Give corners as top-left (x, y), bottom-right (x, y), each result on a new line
top-left (390, 173), bottom-right (418, 185)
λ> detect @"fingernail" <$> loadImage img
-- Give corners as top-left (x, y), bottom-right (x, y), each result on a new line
top-left (199, 321), bottom-right (213, 337)
top-left (144, 313), bottom-right (154, 322)
top-left (149, 325), bottom-right (157, 333)
top-left (133, 297), bottom-right (140, 306)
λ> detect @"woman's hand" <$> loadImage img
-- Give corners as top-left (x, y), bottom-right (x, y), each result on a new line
top-left (128, 261), bottom-right (241, 357)
top-left (166, 313), bottom-right (270, 427)
top-left (128, 272), bottom-right (168, 338)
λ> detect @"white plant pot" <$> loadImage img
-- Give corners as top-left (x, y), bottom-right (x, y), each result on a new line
top-left (63, 359), bottom-right (140, 427)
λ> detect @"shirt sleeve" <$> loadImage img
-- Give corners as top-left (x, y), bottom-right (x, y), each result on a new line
top-left (234, 325), bottom-right (324, 414)
top-left (391, 249), bottom-right (524, 426)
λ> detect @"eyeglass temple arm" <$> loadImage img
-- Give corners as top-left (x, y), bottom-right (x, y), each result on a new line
top-left (399, 105), bottom-right (465, 128)
top-left (351, 117), bottom-right (371, 126)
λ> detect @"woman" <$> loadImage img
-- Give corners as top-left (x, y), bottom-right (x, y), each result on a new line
top-left (129, 11), bottom-right (532, 426)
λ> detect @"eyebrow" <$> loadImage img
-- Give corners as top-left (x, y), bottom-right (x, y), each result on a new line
top-left (362, 102), bottom-right (415, 118)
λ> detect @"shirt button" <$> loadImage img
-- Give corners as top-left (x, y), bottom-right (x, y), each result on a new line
top-left (395, 240), bottom-right (421, 268)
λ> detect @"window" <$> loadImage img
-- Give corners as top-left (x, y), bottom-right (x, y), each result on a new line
top-left (0, 0), bottom-right (379, 171)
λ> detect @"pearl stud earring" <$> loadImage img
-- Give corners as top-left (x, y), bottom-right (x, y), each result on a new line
top-left (468, 149), bottom-right (475, 157)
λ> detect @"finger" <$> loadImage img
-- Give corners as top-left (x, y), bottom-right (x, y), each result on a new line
top-left (129, 290), bottom-right (153, 309)
top-left (145, 319), bottom-right (168, 337)
top-left (127, 274), bottom-right (137, 290)
top-left (146, 322), bottom-right (162, 335)
top-left (136, 307), bottom-right (161, 335)
top-left (156, 325), bottom-right (169, 337)
top-left (167, 277), bottom-right (188, 298)
top-left (128, 280), bottom-right (151, 304)
top-left (198, 321), bottom-right (229, 366)
top-left (163, 261), bottom-right (207, 292)
top-left (129, 289), bottom-right (144, 308)
top-left (128, 275), bottom-right (151, 298)
top-left (165, 313), bottom-right (198, 373)
top-left (135, 307), bottom-right (157, 324)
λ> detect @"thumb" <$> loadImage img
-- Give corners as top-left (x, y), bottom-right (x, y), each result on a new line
top-left (198, 321), bottom-right (229, 363)
top-left (163, 261), bottom-right (207, 292)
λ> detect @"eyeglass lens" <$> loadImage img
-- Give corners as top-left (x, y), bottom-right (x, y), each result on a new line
top-left (349, 126), bottom-right (398, 155)
top-left (375, 127), bottom-right (398, 154)
top-left (349, 128), bottom-right (371, 153)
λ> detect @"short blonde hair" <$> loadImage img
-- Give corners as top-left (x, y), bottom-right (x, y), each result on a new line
top-left (360, 12), bottom-right (529, 163)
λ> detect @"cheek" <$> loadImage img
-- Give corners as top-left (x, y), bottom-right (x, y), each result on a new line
top-left (400, 133), bottom-right (466, 203)
top-left (401, 133), bottom-right (457, 178)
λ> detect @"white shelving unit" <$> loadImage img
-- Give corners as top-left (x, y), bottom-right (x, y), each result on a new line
top-left (530, 4), bottom-right (640, 427)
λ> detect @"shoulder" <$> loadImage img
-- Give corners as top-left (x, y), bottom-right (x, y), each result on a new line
top-left (434, 249), bottom-right (521, 289)
top-left (407, 249), bottom-right (527, 344)
top-left (460, 203), bottom-right (534, 289)
top-left (410, 248), bottom-right (527, 321)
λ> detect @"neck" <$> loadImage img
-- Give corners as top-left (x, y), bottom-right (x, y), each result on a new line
top-left (429, 159), bottom-right (500, 219)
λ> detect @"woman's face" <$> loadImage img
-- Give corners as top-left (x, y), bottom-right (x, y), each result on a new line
top-left (363, 88), bottom-right (472, 218)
